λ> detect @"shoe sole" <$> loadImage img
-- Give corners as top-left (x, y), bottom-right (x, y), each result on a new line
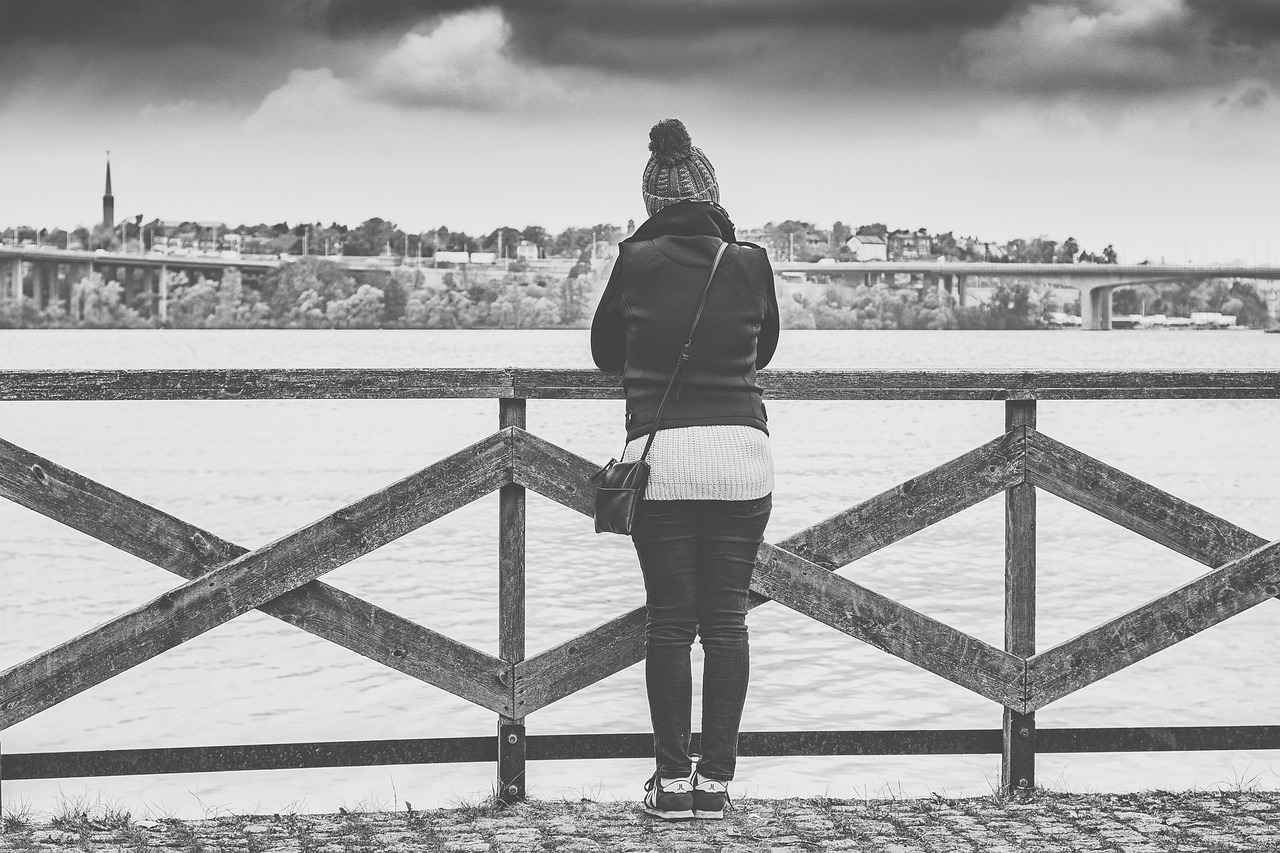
top-left (693, 809), bottom-right (724, 820)
top-left (643, 806), bottom-right (694, 820)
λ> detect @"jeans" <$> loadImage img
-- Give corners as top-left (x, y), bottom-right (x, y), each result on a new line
top-left (631, 494), bottom-right (772, 781)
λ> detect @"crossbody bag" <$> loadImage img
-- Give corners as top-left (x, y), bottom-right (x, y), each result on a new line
top-left (592, 240), bottom-right (729, 535)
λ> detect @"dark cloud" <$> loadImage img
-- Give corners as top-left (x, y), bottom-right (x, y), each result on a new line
top-left (0, 0), bottom-right (1033, 101)
top-left (1187, 0), bottom-right (1280, 45)
top-left (4, 0), bottom-right (1280, 108)
top-left (0, 1), bottom-right (322, 50)
top-left (1, 0), bottom-right (1029, 51)
top-left (325, 0), bottom-right (1028, 38)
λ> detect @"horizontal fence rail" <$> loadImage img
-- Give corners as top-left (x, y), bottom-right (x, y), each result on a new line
top-left (0, 368), bottom-right (1277, 804)
top-left (3, 368), bottom-right (1280, 401)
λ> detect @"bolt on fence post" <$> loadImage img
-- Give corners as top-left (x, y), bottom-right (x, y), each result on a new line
top-left (1003, 399), bottom-right (1037, 794)
top-left (498, 398), bottom-right (527, 804)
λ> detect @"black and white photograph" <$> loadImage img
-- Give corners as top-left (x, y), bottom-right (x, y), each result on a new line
top-left (2, 1), bottom-right (1279, 850)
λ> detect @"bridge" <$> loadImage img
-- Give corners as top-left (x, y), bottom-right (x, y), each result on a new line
top-left (0, 247), bottom-right (437, 322)
top-left (5, 247), bottom-right (1278, 329)
top-left (773, 261), bottom-right (1280, 329)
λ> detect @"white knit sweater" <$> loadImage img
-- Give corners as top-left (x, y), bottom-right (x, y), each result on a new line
top-left (621, 425), bottom-right (774, 501)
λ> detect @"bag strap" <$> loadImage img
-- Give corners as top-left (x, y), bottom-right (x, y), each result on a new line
top-left (637, 240), bottom-right (729, 463)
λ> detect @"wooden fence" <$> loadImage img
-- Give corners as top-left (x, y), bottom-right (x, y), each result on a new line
top-left (1, 368), bottom-right (1278, 804)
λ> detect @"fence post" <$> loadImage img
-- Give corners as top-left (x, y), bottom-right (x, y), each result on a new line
top-left (498, 398), bottom-right (527, 804)
top-left (1003, 399), bottom-right (1037, 793)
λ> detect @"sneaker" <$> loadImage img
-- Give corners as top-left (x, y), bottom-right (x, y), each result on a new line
top-left (642, 773), bottom-right (694, 820)
top-left (692, 774), bottom-right (729, 819)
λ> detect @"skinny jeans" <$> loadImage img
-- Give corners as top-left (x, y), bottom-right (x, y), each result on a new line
top-left (631, 494), bottom-right (772, 781)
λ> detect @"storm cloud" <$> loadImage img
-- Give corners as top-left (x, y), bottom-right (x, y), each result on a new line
top-left (3, 0), bottom-right (1280, 105)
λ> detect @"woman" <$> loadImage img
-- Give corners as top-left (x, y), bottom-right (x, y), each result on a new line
top-left (591, 118), bottom-right (779, 820)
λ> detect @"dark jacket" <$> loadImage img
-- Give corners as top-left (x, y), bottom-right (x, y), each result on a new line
top-left (591, 201), bottom-right (779, 443)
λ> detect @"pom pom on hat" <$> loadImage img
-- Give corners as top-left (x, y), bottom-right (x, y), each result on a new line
top-left (648, 119), bottom-right (693, 166)
top-left (642, 118), bottom-right (720, 217)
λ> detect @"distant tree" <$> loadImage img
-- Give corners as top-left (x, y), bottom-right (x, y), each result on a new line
top-left (1024, 237), bottom-right (1057, 264)
top-left (325, 284), bottom-right (386, 328)
top-left (342, 218), bottom-right (402, 256)
top-left (764, 220), bottom-right (816, 261)
top-left (0, 297), bottom-right (45, 328)
top-left (261, 257), bottom-right (358, 325)
top-left (1057, 237), bottom-right (1080, 263)
top-left (855, 222), bottom-right (888, 238)
top-left (71, 273), bottom-right (148, 328)
top-left (831, 221), bottom-right (852, 247)
top-left (983, 281), bottom-right (1043, 329)
top-left (521, 225), bottom-right (549, 250)
top-left (483, 226), bottom-right (524, 258)
top-left (552, 226), bottom-right (593, 257)
top-left (379, 269), bottom-right (416, 324)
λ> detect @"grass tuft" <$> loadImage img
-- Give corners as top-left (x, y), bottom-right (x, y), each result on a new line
top-left (47, 791), bottom-right (132, 833)
top-left (3, 795), bottom-right (35, 832)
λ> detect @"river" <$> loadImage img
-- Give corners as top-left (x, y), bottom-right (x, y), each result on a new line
top-left (1, 329), bottom-right (1277, 817)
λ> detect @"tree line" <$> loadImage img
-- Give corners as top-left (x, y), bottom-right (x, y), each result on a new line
top-left (0, 255), bottom-right (600, 330)
top-left (781, 278), bottom-right (1274, 330)
top-left (4, 220), bottom-right (625, 259)
top-left (2, 257), bottom-right (1272, 330)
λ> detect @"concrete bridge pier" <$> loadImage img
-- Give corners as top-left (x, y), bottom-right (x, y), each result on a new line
top-left (3, 257), bottom-right (22, 300)
top-left (158, 265), bottom-right (169, 323)
top-left (1081, 285), bottom-right (1114, 330)
top-left (31, 261), bottom-right (48, 308)
top-left (938, 274), bottom-right (968, 307)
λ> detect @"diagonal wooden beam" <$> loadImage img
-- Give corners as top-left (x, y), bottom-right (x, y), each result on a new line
top-left (1026, 538), bottom-right (1280, 711)
top-left (512, 427), bottom-right (1027, 560)
top-left (1026, 429), bottom-right (1267, 568)
top-left (518, 537), bottom-right (1032, 716)
top-left (0, 436), bottom-right (513, 717)
top-left (779, 430), bottom-right (1025, 570)
top-left (514, 608), bottom-right (648, 717)
top-left (0, 431), bottom-right (512, 729)
top-left (510, 428), bottom-right (597, 516)
top-left (753, 543), bottom-right (1026, 709)
top-left (510, 429), bottom-right (1028, 714)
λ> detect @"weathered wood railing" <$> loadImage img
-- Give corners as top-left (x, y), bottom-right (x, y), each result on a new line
top-left (1, 368), bottom-right (1278, 804)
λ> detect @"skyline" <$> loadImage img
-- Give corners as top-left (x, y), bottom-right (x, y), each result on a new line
top-left (2, 1), bottom-right (1280, 264)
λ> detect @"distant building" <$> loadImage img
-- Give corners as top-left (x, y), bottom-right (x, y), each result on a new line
top-left (888, 229), bottom-right (932, 260)
top-left (516, 240), bottom-right (539, 261)
top-left (102, 157), bottom-right (114, 230)
top-left (146, 220), bottom-right (227, 252)
top-left (958, 237), bottom-right (1007, 261)
top-left (845, 234), bottom-right (888, 262)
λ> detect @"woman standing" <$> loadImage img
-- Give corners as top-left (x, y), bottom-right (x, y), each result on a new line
top-left (591, 119), bottom-right (780, 820)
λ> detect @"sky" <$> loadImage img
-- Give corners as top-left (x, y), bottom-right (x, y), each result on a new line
top-left (1, 0), bottom-right (1279, 263)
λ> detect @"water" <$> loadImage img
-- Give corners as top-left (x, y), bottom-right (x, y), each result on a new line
top-left (1, 329), bottom-right (1278, 817)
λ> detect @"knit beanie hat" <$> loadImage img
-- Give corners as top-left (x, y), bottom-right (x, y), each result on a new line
top-left (642, 118), bottom-right (720, 217)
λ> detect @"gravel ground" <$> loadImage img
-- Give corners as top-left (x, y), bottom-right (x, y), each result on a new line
top-left (3, 790), bottom-right (1279, 852)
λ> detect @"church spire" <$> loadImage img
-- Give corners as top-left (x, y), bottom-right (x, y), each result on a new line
top-left (102, 152), bottom-right (115, 230)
